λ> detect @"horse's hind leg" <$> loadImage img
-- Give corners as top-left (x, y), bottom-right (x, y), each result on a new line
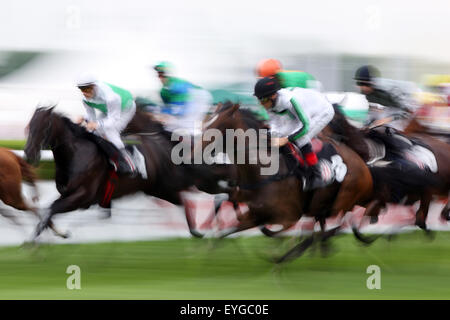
top-left (352, 200), bottom-right (383, 245)
top-left (275, 234), bottom-right (315, 264)
top-left (217, 209), bottom-right (259, 239)
top-left (415, 193), bottom-right (433, 235)
top-left (440, 194), bottom-right (450, 221)
top-left (0, 191), bottom-right (30, 226)
top-left (316, 216), bottom-right (341, 256)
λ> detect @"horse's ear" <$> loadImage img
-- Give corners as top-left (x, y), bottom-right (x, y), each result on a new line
top-left (231, 103), bottom-right (240, 114)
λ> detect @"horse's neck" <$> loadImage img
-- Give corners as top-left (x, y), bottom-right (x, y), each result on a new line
top-left (403, 118), bottom-right (425, 134)
top-left (49, 120), bottom-right (78, 163)
top-left (232, 147), bottom-right (287, 185)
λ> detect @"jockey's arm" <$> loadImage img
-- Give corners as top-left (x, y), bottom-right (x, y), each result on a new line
top-left (98, 96), bottom-right (122, 130)
top-left (287, 97), bottom-right (310, 143)
top-left (83, 101), bottom-right (97, 122)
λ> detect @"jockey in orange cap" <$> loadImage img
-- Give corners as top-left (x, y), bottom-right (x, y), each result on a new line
top-left (256, 58), bottom-right (320, 90)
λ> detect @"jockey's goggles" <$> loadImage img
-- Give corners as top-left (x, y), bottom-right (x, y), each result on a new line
top-left (356, 81), bottom-right (373, 87)
top-left (258, 96), bottom-right (271, 103)
top-left (78, 85), bottom-right (94, 92)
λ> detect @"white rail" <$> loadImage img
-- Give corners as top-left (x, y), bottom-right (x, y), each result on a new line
top-left (11, 150), bottom-right (54, 161)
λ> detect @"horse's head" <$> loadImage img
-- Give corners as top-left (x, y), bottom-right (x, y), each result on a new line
top-left (198, 101), bottom-right (274, 169)
top-left (24, 107), bottom-right (56, 165)
top-left (202, 101), bottom-right (241, 133)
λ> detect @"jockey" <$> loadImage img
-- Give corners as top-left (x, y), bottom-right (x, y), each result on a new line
top-left (256, 58), bottom-right (321, 90)
top-left (354, 65), bottom-right (406, 111)
top-left (76, 73), bottom-right (137, 176)
top-left (154, 61), bottom-right (213, 135)
top-left (254, 76), bottom-right (335, 191)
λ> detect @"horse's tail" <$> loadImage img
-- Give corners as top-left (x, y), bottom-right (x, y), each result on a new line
top-left (369, 164), bottom-right (441, 203)
top-left (14, 154), bottom-right (39, 202)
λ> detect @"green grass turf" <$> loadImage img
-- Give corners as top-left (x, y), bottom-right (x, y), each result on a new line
top-left (0, 140), bottom-right (27, 150)
top-left (0, 231), bottom-right (449, 299)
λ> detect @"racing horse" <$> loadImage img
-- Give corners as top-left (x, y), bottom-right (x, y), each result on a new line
top-left (24, 107), bottom-right (230, 240)
top-left (200, 102), bottom-right (373, 263)
top-left (403, 116), bottom-right (450, 223)
top-left (0, 147), bottom-right (67, 238)
top-left (325, 106), bottom-right (447, 237)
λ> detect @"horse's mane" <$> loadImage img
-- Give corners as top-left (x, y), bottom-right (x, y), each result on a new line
top-left (63, 116), bottom-right (96, 138)
top-left (39, 107), bottom-right (98, 140)
top-left (328, 104), bottom-right (371, 161)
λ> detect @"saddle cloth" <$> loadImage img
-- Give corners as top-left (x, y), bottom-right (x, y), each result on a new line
top-left (286, 139), bottom-right (347, 187)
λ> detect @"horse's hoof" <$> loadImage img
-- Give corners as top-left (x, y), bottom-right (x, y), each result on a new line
top-left (62, 231), bottom-right (71, 239)
top-left (415, 219), bottom-right (426, 230)
top-left (189, 229), bottom-right (204, 238)
top-left (424, 229), bottom-right (435, 241)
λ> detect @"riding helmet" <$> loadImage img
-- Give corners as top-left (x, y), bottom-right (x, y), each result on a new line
top-left (256, 58), bottom-right (282, 78)
top-left (76, 73), bottom-right (97, 88)
top-left (354, 65), bottom-right (380, 84)
top-left (254, 76), bottom-right (281, 99)
top-left (154, 61), bottom-right (173, 75)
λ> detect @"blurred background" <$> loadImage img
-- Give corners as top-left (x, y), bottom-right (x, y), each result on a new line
top-left (0, 0), bottom-right (450, 300)
top-left (1, 0), bottom-right (450, 138)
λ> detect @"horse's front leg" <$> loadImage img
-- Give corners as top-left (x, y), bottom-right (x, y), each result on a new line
top-left (33, 186), bottom-right (91, 240)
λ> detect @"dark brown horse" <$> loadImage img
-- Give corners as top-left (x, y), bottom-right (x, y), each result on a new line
top-left (403, 117), bottom-right (450, 223)
top-left (326, 107), bottom-right (448, 237)
top-left (200, 103), bottom-right (373, 262)
top-left (0, 147), bottom-right (68, 238)
top-left (24, 107), bottom-right (230, 240)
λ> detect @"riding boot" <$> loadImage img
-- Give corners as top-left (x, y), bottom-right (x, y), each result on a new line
top-left (117, 148), bottom-right (137, 177)
top-left (299, 143), bottom-right (326, 191)
top-left (303, 163), bottom-right (327, 191)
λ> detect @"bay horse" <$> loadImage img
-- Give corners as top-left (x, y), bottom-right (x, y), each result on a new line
top-left (403, 116), bottom-right (450, 223)
top-left (201, 102), bottom-right (373, 263)
top-left (24, 107), bottom-right (230, 240)
top-left (0, 147), bottom-right (67, 238)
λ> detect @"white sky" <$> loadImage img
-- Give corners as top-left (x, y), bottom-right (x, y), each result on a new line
top-left (0, 0), bottom-right (449, 138)
top-left (1, 0), bottom-right (449, 60)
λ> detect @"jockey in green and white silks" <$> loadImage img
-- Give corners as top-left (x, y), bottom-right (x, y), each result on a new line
top-left (76, 74), bottom-right (137, 176)
top-left (270, 87), bottom-right (335, 149)
top-left (254, 76), bottom-right (335, 191)
top-left (154, 61), bottom-right (213, 135)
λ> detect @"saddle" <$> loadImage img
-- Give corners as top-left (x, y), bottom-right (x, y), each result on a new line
top-left (366, 127), bottom-right (438, 172)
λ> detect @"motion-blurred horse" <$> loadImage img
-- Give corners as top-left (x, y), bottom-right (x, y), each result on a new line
top-left (24, 107), bottom-right (230, 240)
top-left (403, 116), bottom-right (450, 224)
top-left (326, 106), bottom-right (447, 239)
top-left (0, 147), bottom-right (67, 238)
top-left (200, 102), bottom-right (373, 263)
